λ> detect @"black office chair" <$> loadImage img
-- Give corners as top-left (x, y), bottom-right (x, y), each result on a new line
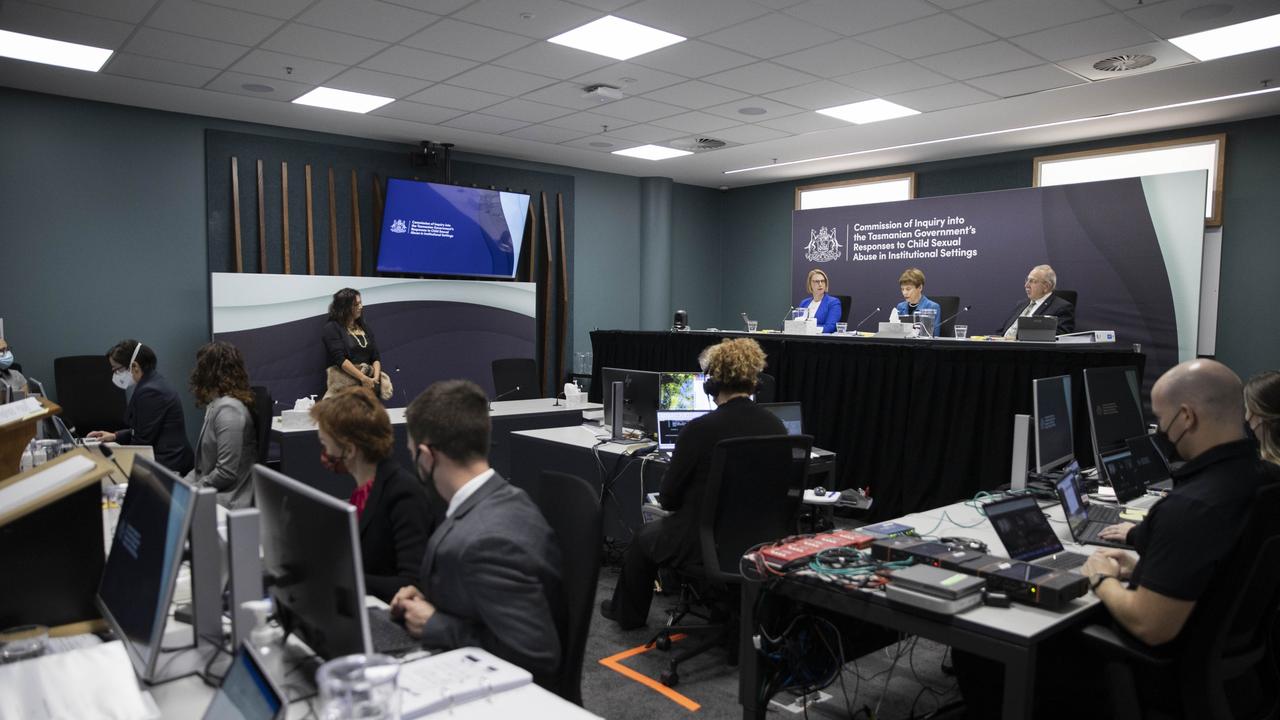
top-left (650, 434), bottom-right (812, 686)
top-left (53, 355), bottom-right (125, 434)
top-left (1054, 289), bottom-right (1078, 309)
top-left (1081, 482), bottom-right (1280, 720)
top-left (931, 295), bottom-right (960, 337)
top-left (530, 471), bottom-right (602, 705)
top-left (834, 294), bottom-right (852, 325)
top-left (491, 358), bottom-right (539, 401)
top-left (756, 373), bottom-right (777, 404)
top-left (250, 385), bottom-right (273, 465)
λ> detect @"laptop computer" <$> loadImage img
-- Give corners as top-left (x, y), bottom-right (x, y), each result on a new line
top-left (985, 494), bottom-right (1090, 572)
top-left (759, 402), bottom-right (802, 435)
top-left (656, 409), bottom-right (708, 457)
top-left (202, 641), bottom-right (286, 720)
top-left (1016, 315), bottom-right (1059, 342)
top-left (1056, 465), bottom-right (1134, 549)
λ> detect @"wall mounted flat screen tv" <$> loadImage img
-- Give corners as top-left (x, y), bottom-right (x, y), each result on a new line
top-left (376, 178), bottom-right (530, 278)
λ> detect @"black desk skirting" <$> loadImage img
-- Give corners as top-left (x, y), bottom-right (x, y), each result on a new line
top-left (589, 330), bottom-right (1144, 520)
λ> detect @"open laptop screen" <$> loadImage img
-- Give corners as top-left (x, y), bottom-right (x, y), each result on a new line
top-left (656, 410), bottom-right (707, 452)
top-left (1056, 469), bottom-right (1089, 537)
top-left (985, 495), bottom-right (1065, 561)
top-left (759, 402), bottom-right (803, 436)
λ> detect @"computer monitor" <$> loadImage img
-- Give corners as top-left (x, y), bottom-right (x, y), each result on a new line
top-left (601, 367), bottom-right (660, 438)
top-left (254, 465), bottom-right (373, 660)
top-left (760, 402), bottom-right (803, 435)
top-left (658, 372), bottom-right (713, 410)
top-left (96, 456), bottom-right (200, 682)
top-left (1032, 374), bottom-right (1074, 474)
top-left (656, 409), bottom-right (708, 452)
top-left (1083, 366), bottom-right (1145, 461)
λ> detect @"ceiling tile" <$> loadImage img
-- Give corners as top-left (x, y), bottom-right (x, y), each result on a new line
top-left (360, 46), bottom-right (477, 82)
top-left (545, 110), bottom-right (634, 132)
top-left (592, 96), bottom-right (685, 122)
top-left (571, 62), bottom-right (685, 95)
top-left (643, 80), bottom-right (748, 110)
top-left (602, 123), bottom-right (686, 142)
top-left (406, 83), bottom-right (505, 111)
top-left (295, 0), bottom-right (438, 42)
top-left (836, 61), bottom-right (950, 96)
top-left (703, 13), bottom-right (841, 59)
top-left (954, 0), bottom-right (1112, 38)
top-left (197, 0), bottom-right (313, 19)
top-left (482, 98), bottom-right (575, 122)
top-left (858, 14), bottom-right (996, 59)
top-left (1124, 0), bottom-right (1279, 37)
top-left (568, 0), bottom-right (634, 10)
top-left (123, 27), bottom-right (248, 69)
top-left (25, 0), bottom-right (158, 23)
top-left (650, 111), bottom-right (741, 133)
top-left (205, 70), bottom-right (312, 101)
top-left (753, 0), bottom-right (809, 8)
top-left (442, 112), bottom-right (530, 133)
top-left (446, 64), bottom-right (556, 95)
top-left (146, 0), bottom-right (283, 46)
top-left (523, 82), bottom-right (619, 110)
top-left (966, 63), bottom-right (1084, 97)
top-left (885, 81), bottom-right (997, 111)
top-left (382, 0), bottom-right (474, 13)
top-left (401, 19), bottom-right (533, 62)
top-left (773, 38), bottom-right (900, 76)
top-left (370, 100), bottom-right (465, 124)
top-left (452, 0), bottom-right (600, 39)
top-left (783, 0), bottom-right (939, 35)
top-left (764, 80), bottom-right (873, 109)
top-left (701, 96), bottom-right (802, 121)
top-left (562, 134), bottom-right (629, 151)
top-left (504, 124), bottom-right (592, 143)
top-left (628, 40), bottom-right (756, 77)
top-left (105, 53), bottom-right (221, 87)
top-left (492, 43), bottom-right (614, 80)
top-left (616, 0), bottom-right (770, 37)
top-left (928, 0), bottom-right (985, 8)
top-left (712, 123), bottom-right (792, 143)
top-left (703, 62), bottom-right (817, 94)
top-left (1012, 14), bottom-right (1155, 62)
top-left (262, 24), bottom-right (388, 66)
top-left (916, 41), bottom-right (1042, 80)
top-left (231, 50), bottom-right (345, 85)
top-left (327, 67), bottom-right (432, 98)
top-left (1, 0), bottom-right (134, 48)
top-left (756, 112), bottom-right (848, 133)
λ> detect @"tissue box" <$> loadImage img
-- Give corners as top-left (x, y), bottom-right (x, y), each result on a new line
top-left (280, 409), bottom-right (315, 430)
top-left (565, 390), bottom-right (587, 405)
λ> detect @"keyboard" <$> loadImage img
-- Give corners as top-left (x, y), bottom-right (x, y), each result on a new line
top-left (1034, 551), bottom-right (1089, 571)
top-left (367, 608), bottom-right (420, 655)
top-left (1086, 503), bottom-right (1123, 525)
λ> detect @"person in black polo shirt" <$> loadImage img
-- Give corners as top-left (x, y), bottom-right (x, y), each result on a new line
top-left (1084, 359), bottom-right (1280, 645)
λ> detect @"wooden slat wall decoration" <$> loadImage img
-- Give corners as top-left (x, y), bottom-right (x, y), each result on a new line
top-left (256, 159), bottom-right (266, 273)
top-left (280, 161), bottom-right (291, 274)
top-left (350, 169), bottom-right (362, 276)
top-left (555, 193), bottom-right (568, 388)
top-left (540, 192), bottom-right (553, 397)
top-left (371, 175), bottom-right (383, 270)
top-left (517, 204), bottom-right (535, 283)
top-left (304, 164), bottom-right (315, 274)
top-left (327, 168), bottom-right (338, 275)
top-left (230, 157), bottom-right (243, 273)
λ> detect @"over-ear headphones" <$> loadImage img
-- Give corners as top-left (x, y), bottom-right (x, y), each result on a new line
top-left (702, 376), bottom-right (721, 399)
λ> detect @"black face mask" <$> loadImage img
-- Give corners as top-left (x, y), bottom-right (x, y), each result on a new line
top-left (1152, 412), bottom-right (1189, 465)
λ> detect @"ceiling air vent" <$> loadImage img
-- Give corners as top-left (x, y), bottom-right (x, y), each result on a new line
top-left (1092, 53), bottom-right (1158, 72)
top-left (671, 136), bottom-right (729, 152)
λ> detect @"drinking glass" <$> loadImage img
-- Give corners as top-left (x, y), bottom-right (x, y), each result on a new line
top-left (746, 320), bottom-right (758, 332)
top-left (954, 324), bottom-right (969, 339)
top-left (835, 322), bottom-right (848, 334)
top-left (317, 654), bottom-right (401, 720)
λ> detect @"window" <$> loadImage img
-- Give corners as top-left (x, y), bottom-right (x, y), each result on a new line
top-left (795, 172), bottom-right (915, 211)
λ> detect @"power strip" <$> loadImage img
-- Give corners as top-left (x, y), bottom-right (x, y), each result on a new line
top-left (758, 530), bottom-right (874, 570)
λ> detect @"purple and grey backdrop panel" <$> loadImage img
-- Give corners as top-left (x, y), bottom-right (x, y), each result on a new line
top-left (792, 175), bottom-right (1207, 385)
top-left (211, 273), bottom-right (536, 411)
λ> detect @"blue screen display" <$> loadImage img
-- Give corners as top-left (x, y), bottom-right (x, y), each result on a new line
top-left (377, 178), bottom-right (530, 278)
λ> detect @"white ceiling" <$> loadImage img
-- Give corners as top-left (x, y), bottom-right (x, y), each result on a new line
top-left (1, 0), bottom-right (1278, 187)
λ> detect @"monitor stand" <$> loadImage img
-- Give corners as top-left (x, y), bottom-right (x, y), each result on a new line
top-left (149, 624), bottom-right (222, 684)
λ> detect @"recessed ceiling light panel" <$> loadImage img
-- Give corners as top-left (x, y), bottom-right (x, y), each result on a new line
top-left (549, 15), bottom-right (685, 61)
top-left (816, 98), bottom-right (920, 125)
top-left (1169, 12), bottom-right (1280, 61)
top-left (0, 29), bottom-right (112, 72)
top-left (292, 87), bottom-right (394, 114)
top-left (612, 144), bottom-right (693, 160)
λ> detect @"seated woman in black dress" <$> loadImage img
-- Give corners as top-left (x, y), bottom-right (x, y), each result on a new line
top-left (311, 386), bottom-right (439, 602)
top-left (601, 337), bottom-right (785, 629)
top-left (87, 340), bottom-right (194, 475)
top-left (322, 288), bottom-right (390, 401)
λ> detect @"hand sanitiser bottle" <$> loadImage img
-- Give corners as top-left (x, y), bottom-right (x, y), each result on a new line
top-left (243, 598), bottom-right (285, 684)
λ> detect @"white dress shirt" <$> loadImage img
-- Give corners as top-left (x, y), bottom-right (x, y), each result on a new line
top-left (1004, 295), bottom-right (1049, 338)
top-left (445, 468), bottom-right (496, 518)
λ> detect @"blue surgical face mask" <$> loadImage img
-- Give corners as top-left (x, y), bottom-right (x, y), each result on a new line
top-left (0, 351), bottom-right (12, 370)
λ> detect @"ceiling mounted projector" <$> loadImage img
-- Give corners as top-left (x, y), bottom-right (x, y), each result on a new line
top-left (582, 84), bottom-right (624, 101)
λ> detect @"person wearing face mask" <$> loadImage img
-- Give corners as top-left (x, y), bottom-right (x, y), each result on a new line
top-left (1244, 370), bottom-right (1280, 466)
top-left (390, 380), bottom-right (563, 688)
top-left (87, 340), bottom-right (193, 475)
top-left (310, 386), bottom-right (438, 603)
top-left (0, 337), bottom-right (29, 397)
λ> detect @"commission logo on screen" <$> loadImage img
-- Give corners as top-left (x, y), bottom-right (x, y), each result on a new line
top-left (804, 226), bottom-right (842, 263)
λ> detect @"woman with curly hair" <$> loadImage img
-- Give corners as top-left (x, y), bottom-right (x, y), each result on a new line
top-left (1245, 370), bottom-right (1280, 466)
top-left (602, 338), bottom-right (785, 629)
top-left (187, 341), bottom-right (258, 509)
top-left (322, 288), bottom-right (390, 401)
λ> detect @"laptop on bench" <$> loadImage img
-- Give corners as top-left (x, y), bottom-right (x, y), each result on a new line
top-left (1055, 464), bottom-right (1135, 549)
top-left (985, 494), bottom-right (1090, 572)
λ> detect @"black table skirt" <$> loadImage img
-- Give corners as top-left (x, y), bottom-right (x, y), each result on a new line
top-left (590, 330), bottom-right (1144, 520)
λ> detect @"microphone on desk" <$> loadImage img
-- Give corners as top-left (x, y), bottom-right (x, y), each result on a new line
top-left (930, 305), bottom-right (972, 338)
top-left (781, 306), bottom-right (796, 327)
top-left (490, 385), bottom-right (522, 411)
top-left (98, 444), bottom-right (126, 485)
top-left (852, 307), bottom-right (881, 333)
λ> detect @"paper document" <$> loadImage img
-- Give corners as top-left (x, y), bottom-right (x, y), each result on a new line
top-left (399, 647), bottom-right (532, 718)
top-left (0, 453), bottom-right (96, 517)
top-left (0, 640), bottom-right (154, 719)
top-left (0, 396), bottom-right (43, 426)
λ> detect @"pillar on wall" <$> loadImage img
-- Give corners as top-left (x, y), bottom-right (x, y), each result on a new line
top-left (639, 176), bottom-right (674, 331)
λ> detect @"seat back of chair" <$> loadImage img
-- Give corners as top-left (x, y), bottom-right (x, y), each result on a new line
top-left (53, 355), bottom-right (126, 434)
top-left (930, 295), bottom-right (960, 337)
top-left (532, 471), bottom-right (602, 705)
top-left (491, 358), bottom-right (539, 400)
top-left (1054, 289), bottom-right (1078, 309)
top-left (250, 385), bottom-right (273, 464)
top-left (699, 435), bottom-right (811, 586)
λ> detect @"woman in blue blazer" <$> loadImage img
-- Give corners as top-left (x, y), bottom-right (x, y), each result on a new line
top-left (891, 267), bottom-right (942, 335)
top-left (797, 268), bottom-right (843, 333)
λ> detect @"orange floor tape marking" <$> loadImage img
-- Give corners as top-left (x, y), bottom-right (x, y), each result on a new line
top-left (598, 634), bottom-right (701, 712)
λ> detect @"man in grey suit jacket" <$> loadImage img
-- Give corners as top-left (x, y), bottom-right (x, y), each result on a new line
top-left (391, 380), bottom-right (564, 688)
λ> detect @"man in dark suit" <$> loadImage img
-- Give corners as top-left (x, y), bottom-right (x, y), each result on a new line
top-left (391, 379), bottom-right (563, 688)
top-left (1000, 264), bottom-right (1075, 336)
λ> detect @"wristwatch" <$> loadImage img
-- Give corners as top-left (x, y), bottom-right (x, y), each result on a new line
top-left (1090, 574), bottom-right (1116, 592)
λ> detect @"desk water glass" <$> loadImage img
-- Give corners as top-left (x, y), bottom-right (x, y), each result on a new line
top-left (317, 653), bottom-right (401, 720)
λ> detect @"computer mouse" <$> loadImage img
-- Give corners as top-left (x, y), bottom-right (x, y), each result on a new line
top-left (813, 486), bottom-right (826, 495)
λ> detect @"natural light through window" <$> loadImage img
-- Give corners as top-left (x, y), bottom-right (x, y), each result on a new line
top-left (796, 174), bottom-right (915, 211)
